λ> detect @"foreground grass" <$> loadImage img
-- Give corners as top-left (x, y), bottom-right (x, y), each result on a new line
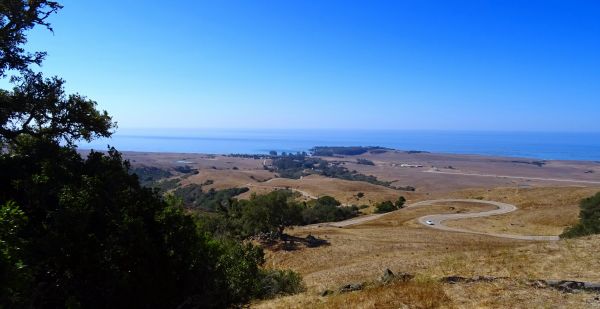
top-left (322, 279), bottom-right (450, 309)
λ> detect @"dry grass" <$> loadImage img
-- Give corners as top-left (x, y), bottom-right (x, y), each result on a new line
top-left (321, 279), bottom-right (451, 309)
top-left (244, 174), bottom-right (417, 208)
top-left (445, 279), bottom-right (597, 309)
top-left (255, 187), bottom-right (600, 308)
top-left (252, 277), bottom-right (452, 309)
top-left (180, 169), bottom-right (275, 190)
top-left (254, 276), bottom-right (600, 308)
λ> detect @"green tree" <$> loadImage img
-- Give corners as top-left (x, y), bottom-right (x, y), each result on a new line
top-left (0, 2), bottom-right (279, 308)
top-left (226, 190), bottom-right (304, 238)
top-left (395, 196), bottom-right (406, 208)
top-left (0, 1), bottom-right (62, 76)
top-left (374, 200), bottom-right (397, 213)
top-left (301, 196), bottom-right (358, 224)
top-left (561, 192), bottom-right (600, 238)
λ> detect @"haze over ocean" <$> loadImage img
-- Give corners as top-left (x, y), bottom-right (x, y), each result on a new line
top-left (80, 129), bottom-right (600, 161)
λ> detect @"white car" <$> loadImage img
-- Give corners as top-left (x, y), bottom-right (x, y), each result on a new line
top-left (425, 220), bottom-right (434, 225)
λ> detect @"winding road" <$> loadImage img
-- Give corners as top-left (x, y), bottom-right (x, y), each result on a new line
top-left (412, 199), bottom-right (559, 241)
top-left (327, 198), bottom-right (559, 241)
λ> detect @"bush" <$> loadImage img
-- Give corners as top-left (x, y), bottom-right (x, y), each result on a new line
top-left (395, 196), bottom-right (406, 208)
top-left (301, 196), bottom-right (359, 224)
top-left (374, 201), bottom-right (397, 213)
top-left (258, 269), bottom-right (305, 298)
top-left (561, 192), bottom-right (600, 238)
top-left (357, 158), bottom-right (375, 165)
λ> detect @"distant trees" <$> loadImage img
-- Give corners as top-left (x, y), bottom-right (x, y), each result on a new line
top-left (270, 155), bottom-right (393, 187)
top-left (310, 146), bottom-right (389, 156)
top-left (561, 192), bottom-right (600, 238)
top-left (173, 184), bottom-right (249, 210)
top-left (356, 158), bottom-right (375, 165)
top-left (302, 196), bottom-right (359, 224)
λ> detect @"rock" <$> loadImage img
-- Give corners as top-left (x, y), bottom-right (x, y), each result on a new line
top-left (396, 272), bottom-right (415, 282)
top-left (441, 275), bottom-right (502, 284)
top-left (441, 276), bottom-right (469, 284)
top-left (305, 235), bottom-right (327, 247)
top-left (339, 283), bottom-right (363, 293)
top-left (584, 282), bottom-right (600, 292)
top-left (381, 268), bottom-right (395, 283)
top-left (320, 289), bottom-right (334, 297)
top-left (530, 280), bottom-right (548, 289)
top-left (543, 280), bottom-right (600, 293)
top-left (472, 275), bottom-right (497, 282)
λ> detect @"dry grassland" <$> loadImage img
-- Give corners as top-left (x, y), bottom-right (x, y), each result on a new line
top-left (253, 187), bottom-right (600, 308)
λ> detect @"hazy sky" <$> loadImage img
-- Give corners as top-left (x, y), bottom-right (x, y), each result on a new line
top-left (24, 0), bottom-right (600, 131)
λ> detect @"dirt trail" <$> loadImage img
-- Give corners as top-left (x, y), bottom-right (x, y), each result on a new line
top-left (327, 199), bottom-right (559, 241)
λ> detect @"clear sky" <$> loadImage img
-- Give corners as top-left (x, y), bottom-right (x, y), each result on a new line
top-left (24, 0), bottom-right (600, 131)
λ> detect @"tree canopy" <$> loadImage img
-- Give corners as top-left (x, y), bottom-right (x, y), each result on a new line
top-left (0, 2), bottom-right (302, 308)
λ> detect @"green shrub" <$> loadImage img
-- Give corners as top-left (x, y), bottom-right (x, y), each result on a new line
top-left (374, 200), bottom-right (397, 213)
top-left (395, 196), bottom-right (406, 208)
top-left (258, 269), bottom-right (305, 298)
top-left (561, 192), bottom-right (600, 238)
top-left (301, 196), bottom-right (358, 224)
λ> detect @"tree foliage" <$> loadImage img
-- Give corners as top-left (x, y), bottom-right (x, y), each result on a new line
top-left (374, 196), bottom-right (406, 214)
top-left (0, 70), bottom-right (114, 146)
top-left (561, 192), bottom-right (600, 238)
top-left (0, 0), bottom-right (62, 76)
top-left (0, 2), bottom-right (303, 308)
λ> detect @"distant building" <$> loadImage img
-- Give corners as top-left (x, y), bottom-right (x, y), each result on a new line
top-left (399, 163), bottom-right (423, 168)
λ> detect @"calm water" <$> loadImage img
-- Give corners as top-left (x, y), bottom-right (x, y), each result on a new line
top-left (79, 129), bottom-right (600, 161)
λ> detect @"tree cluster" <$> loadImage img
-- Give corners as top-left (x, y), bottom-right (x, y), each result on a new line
top-left (207, 191), bottom-right (358, 240)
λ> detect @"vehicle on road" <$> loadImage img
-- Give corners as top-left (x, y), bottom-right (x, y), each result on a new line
top-left (425, 220), bottom-right (434, 225)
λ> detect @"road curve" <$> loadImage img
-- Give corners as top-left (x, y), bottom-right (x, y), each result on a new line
top-left (412, 199), bottom-right (559, 241)
top-left (326, 198), bottom-right (559, 241)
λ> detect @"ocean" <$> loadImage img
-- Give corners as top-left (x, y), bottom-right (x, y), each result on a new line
top-left (79, 129), bottom-right (600, 161)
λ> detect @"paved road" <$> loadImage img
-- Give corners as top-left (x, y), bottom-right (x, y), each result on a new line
top-left (412, 199), bottom-right (559, 241)
top-left (423, 169), bottom-right (600, 185)
top-left (325, 198), bottom-right (559, 241)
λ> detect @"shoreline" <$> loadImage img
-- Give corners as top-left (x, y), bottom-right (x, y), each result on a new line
top-left (77, 147), bottom-right (600, 164)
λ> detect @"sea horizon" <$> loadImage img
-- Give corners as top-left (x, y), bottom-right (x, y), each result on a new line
top-left (79, 128), bottom-right (600, 162)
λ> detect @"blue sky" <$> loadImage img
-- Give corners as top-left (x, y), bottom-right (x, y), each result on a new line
top-left (24, 0), bottom-right (600, 131)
